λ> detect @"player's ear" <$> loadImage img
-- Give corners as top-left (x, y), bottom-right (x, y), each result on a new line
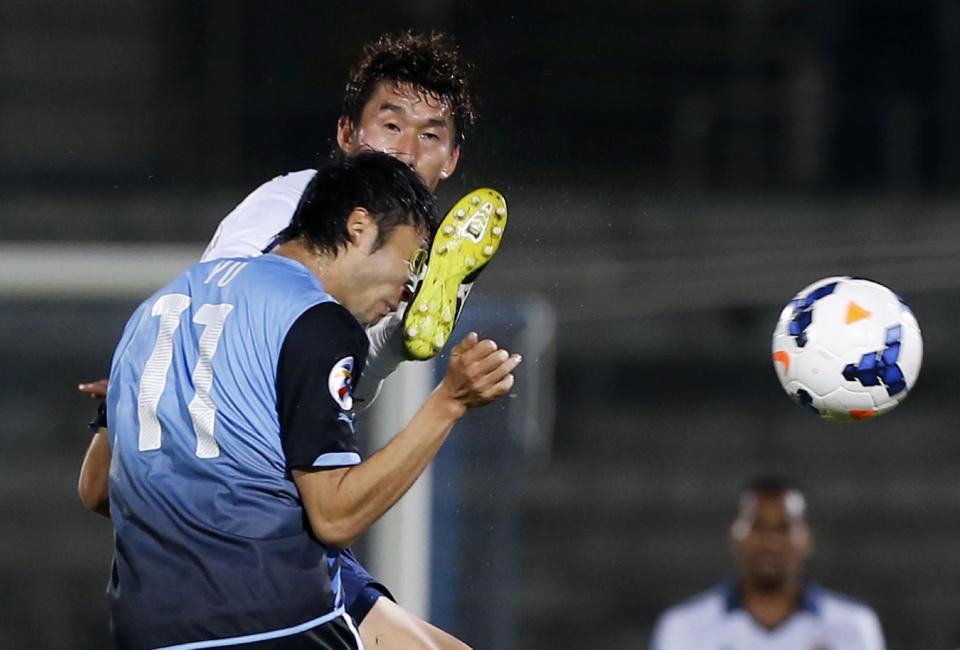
top-left (345, 208), bottom-right (374, 247)
top-left (440, 144), bottom-right (461, 180)
top-left (336, 116), bottom-right (358, 153)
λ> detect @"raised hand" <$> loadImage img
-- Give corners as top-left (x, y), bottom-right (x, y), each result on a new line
top-left (441, 332), bottom-right (521, 408)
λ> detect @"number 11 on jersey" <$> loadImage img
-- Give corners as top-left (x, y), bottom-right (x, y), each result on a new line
top-left (137, 293), bottom-right (234, 458)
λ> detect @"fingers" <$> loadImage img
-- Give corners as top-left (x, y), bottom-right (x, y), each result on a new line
top-left (470, 346), bottom-right (509, 376)
top-left (457, 336), bottom-right (501, 367)
top-left (444, 333), bottom-right (522, 407)
top-left (493, 353), bottom-right (523, 385)
top-left (470, 348), bottom-right (520, 383)
top-left (454, 348), bottom-right (521, 406)
top-left (78, 378), bottom-right (109, 399)
top-left (449, 331), bottom-right (480, 358)
top-left (472, 353), bottom-right (522, 398)
top-left (487, 370), bottom-right (516, 399)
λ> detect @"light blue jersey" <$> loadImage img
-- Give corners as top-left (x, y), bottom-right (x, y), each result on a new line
top-left (106, 254), bottom-right (365, 649)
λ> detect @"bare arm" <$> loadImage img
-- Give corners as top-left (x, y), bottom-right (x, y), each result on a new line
top-left (293, 333), bottom-right (520, 548)
top-left (79, 427), bottom-right (111, 518)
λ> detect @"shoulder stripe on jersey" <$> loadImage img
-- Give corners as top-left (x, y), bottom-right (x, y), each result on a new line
top-left (312, 451), bottom-right (361, 467)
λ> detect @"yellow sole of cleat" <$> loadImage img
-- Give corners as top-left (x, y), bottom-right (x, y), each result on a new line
top-left (403, 187), bottom-right (507, 360)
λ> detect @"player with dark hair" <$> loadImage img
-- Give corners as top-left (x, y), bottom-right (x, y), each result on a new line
top-left (199, 29), bottom-right (490, 402)
top-left (341, 31), bottom-right (476, 149)
top-left (80, 31), bottom-right (501, 649)
top-left (202, 30), bottom-right (475, 262)
top-left (84, 151), bottom-right (520, 649)
top-left (650, 475), bottom-right (886, 649)
top-left (272, 151), bottom-right (441, 255)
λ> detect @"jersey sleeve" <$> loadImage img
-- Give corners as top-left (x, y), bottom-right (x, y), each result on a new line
top-left (649, 611), bottom-right (680, 650)
top-left (200, 170), bottom-right (315, 262)
top-left (649, 606), bottom-right (704, 650)
top-left (276, 302), bottom-right (368, 470)
top-left (200, 196), bottom-right (292, 260)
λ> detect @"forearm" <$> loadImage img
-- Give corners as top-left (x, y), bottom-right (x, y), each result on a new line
top-left (295, 332), bottom-right (520, 548)
top-left (295, 384), bottom-right (465, 547)
top-left (340, 386), bottom-right (464, 526)
top-left (78, 427), bottom-right (111, 518)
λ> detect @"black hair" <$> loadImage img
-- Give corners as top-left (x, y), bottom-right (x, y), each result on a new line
top-left (342, 31), bottom-right (477, 146)
top-left (272, 151), bottom-right (439, 255)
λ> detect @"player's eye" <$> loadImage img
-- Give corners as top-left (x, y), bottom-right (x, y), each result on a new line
top-left (384, 122), bottom-right (401, 132)
top-left (420, 131), bottom-right (440, 142)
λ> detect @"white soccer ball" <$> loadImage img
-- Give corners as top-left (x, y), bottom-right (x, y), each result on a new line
top-left (771, 276), bottom-right (922, 421)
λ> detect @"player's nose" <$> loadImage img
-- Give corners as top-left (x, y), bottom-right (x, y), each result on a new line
top-left (385, 148), bottom-right (416, 167)
top-left (389, 131), bottom-right (418, 160)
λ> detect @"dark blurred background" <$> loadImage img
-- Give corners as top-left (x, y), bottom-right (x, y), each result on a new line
top-left (2, 1), bottom-right (959, 648)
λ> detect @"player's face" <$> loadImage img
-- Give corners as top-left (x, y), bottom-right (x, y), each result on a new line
top-left (344, 220), bottom-right (428, 326)
top-left (731, 491), bottom-right (811, 592)
top-left (337, 81), bottom-right (460, 191)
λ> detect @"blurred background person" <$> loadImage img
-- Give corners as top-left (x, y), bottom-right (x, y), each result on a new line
top-left (650, 475), bottom-right (885, 650)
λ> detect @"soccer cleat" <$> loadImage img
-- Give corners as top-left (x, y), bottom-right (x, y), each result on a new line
top-left (402, 187), bottom-right (507, 360)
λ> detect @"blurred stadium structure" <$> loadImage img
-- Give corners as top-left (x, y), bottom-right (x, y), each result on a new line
top-left (2, 1), bottom-right (960, 648)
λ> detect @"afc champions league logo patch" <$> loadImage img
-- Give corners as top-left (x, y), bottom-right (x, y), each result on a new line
top-left (327, 356), bottom-right (355, 411)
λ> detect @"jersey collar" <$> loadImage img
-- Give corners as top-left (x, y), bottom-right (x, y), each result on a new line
top-left (722, 578), bottom-right (821, 616)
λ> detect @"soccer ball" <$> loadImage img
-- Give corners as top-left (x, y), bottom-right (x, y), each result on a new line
top-left (771, 276), bottom-right (922, 421)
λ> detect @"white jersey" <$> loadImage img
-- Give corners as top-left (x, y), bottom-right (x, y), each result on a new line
top-left (201, 169), bottom-right (317, 262)
top-left (651, 582), bottom-right (885, 650)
